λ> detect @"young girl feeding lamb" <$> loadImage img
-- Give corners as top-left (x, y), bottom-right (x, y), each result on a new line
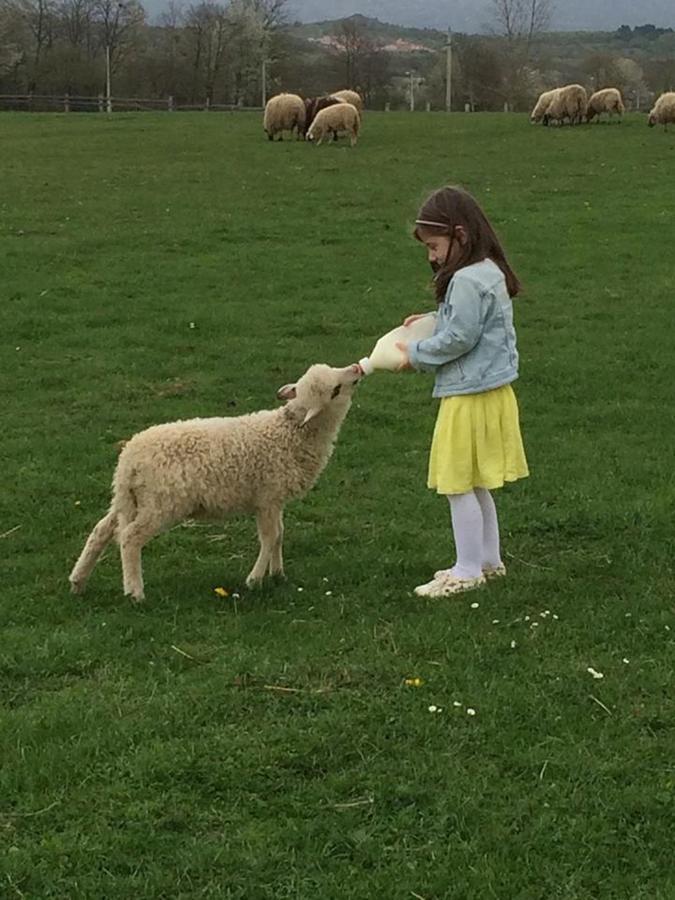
top-left (396, 186), bottom-right (529, 599)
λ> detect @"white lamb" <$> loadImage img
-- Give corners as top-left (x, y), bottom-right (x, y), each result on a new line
top-left (69, 364), bottom-right (362, 601)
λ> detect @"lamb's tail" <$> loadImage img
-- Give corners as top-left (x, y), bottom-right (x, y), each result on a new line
top-left (69, 509), bottom-right (117, 595)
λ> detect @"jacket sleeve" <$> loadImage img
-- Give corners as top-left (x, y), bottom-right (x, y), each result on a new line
top-left (408, 277), bottom-right (483, 372)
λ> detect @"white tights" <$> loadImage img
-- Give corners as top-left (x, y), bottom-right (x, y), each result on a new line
top-left (447, 488), bottom-right (502, 580)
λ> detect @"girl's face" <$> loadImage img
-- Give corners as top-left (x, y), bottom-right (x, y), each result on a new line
top-left (419, 227), bottom-right (465, 270)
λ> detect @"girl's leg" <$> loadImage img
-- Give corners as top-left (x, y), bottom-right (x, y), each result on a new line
top-left (473, 487), bottom-right (503, 570)
top-left (447, 490), bottom-right (484, 580)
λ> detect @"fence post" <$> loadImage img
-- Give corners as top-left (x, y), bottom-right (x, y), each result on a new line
top-left (425, 100), bottom-right (431, 112)
top-left (168, 95), bottom-right (174, 112)
top-left (64, 93), bottom-right (70, 113)
top-left (205, 96), bottom-right (210, 112)
top-left (384, 101), bottom-right (390, 112)
top-left (98, 93), bottom-right (104, 113)
top-left (27, 91), bottom-right (33, 110)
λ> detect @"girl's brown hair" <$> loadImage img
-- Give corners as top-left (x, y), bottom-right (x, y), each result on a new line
top-left (414, 186), bottom-right (522, 301)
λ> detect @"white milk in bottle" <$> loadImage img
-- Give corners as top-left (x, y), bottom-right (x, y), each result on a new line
top-left (358, 313), bottom-right (436, 375)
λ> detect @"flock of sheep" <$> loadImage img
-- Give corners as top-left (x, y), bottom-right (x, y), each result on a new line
top-left (263, 89), bottom-right (363, 146)
top-left (531, 84), bottom-right (675, 128)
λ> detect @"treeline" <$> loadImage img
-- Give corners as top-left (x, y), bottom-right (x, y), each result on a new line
top-left (0, 0), bottom-right (674, 111)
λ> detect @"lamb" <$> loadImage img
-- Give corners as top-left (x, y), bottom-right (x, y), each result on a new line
top-left (648, 92), bottom-right (675, 129)
top-left (330, 89), bottom-right (364, 114)
top-left (544, 84), bottom-right (588, 126)
top-left (307, 102), bottom-right (360, 146)
top-left (530, 89), bottom-right (559, 124)
top-left (69, 364), bottom-right (362, 601)
top-left (303, 95), bottom-right (344, 139)
top-left (586, 88), bottom-right (625, 123)
top-left (263, 93), bottom-right (305, 141)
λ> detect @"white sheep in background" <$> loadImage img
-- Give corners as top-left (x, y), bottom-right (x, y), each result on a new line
top-left (530, 89), bottom-right (559, 124)
top-left (307, 103), bottom-right (360, 146)
top-left (586, 88), bottom-right (625, 123)
top-left (330, 89), bottom-right (364, 114)
top-left (69, 364), bottom-right (362, 600)
top-left (648, 92), bottom-right (675, 129)
top-left (263, 93), bottom-right (306, 141)
top-left (544, 84), bottom-right (588, 126)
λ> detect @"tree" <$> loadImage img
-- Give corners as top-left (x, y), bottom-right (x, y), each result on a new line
top-left (486, 0), bottom-right (553, 109)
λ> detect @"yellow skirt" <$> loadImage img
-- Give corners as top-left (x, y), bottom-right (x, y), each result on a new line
top-left (427, 384), bottom-right (529, 495)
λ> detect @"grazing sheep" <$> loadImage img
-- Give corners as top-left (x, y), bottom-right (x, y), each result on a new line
top-left (303, 95), bottom-right (344, 139)
top-left (69, 364), bottom-right (362, 600)
top-left (648, 92), bottom-right (675, 129)
top-left (530, 89), bottom-right (559, 124)
top-left (330, 89), bottom-right (364, 114)
top-left (263, 93), bottom-right (305, 141)
top-left (587, 88), bottom-right (625, 123)
top-left (544, 84), bottom-right (588, 126)
top-left (307, 102), bottom-right (360, 146)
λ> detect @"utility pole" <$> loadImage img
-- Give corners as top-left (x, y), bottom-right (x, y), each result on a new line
top-left (105, 44), bottom-right (112, 113)
top-left (261, 56), bottom-right (267, 107)
top-left (409, 71), bottom-right (415, 111)
top-left (445, 27), bottom-right (452, 112)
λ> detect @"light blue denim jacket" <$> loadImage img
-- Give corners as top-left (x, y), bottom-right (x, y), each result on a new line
top-left (408, 258), bottom-right (519, 398)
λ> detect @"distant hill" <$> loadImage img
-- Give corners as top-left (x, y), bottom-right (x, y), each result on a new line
top-left (285, 0), bottom-right (675, 33)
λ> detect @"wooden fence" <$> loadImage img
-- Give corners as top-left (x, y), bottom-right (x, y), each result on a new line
top-left (0, 94), bottom-right (263, 113)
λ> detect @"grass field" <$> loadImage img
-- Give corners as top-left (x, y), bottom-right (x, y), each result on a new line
top-left (2, 110), bottom-right (674, 899)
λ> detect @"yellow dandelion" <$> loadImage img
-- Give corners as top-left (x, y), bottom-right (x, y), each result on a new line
top-left (213, 587), bottom-right (229, 598)
top-left (404, 677), bottom-right (424, 688)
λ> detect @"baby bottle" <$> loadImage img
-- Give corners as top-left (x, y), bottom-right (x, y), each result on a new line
top-left (358, 313), bottom-right (436, 375)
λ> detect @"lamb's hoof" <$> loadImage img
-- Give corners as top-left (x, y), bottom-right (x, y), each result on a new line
top-left (124, 589), bottom-right (145, 603)
top-left (245, 574), bottom-right (263, 590)
top-left (69, 577), bottom-right (85, 595)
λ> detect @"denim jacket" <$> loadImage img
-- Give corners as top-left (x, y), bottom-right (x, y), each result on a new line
top-left (408, 258), bottom-right (519, 398)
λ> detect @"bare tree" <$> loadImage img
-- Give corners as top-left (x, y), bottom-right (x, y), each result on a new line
top-left (490, 0), bottom-right (552, 49)
top-left (487, 0), bottom-right (553, 109)
top-left (93, 0), bottom-right (144, 70)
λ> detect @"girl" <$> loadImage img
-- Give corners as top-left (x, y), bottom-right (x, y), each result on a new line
top-left (397, 186), bottom-right (528, 599)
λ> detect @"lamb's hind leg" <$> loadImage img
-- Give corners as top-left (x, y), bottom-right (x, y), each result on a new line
top-left (69, 510), bottom-right (117, 594)
top-left (247, 507), bottom-right (282, 587)
top-left (119, 514), bottom-right (159, 602)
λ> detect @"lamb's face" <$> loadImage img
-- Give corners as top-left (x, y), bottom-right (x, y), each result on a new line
top-left (277, 364), bottom-right (362, 425)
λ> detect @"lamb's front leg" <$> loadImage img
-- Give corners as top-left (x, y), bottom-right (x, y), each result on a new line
top-left (268, 509), bottom-right (285, 578)
top-left (247, 507), bottom-right (281, 587)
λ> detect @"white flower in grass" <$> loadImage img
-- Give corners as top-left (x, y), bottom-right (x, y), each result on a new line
top-left (325, 591), bottom-right (332, 596)
top-left (524, 615), bottom-right (530, 621)
top-left (510, 640), bottom-right (517, 649)
top-left (453, 701), bottom-right (462, 708)
top-left (470, 602), bottom-right (479, 609)
top-left (587, 667), bottom-right (604, 679)
top-left (297, 587), bottom-right (303, 592)
top-left (466, 708), bottom-right (477, 716)
top-left (622, 658), bottom-right (630, 664)
top-left (428, 705), bottom-right (442, 713)
top-left (492, 619), bottom-right (500, 624)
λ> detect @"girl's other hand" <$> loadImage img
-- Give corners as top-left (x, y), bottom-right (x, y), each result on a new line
top-left (395, 341), bottom-right (413, 371)
top-left (403, 313), bottom-right (427, 327)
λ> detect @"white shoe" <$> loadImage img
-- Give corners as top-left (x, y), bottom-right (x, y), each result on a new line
top-left (434, 563), bottom-right (506, 581)
top-left (414, 572), bottom-right (486, 598)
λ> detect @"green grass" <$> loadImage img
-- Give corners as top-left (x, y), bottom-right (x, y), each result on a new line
top-left (2, 111), bottom-right (674, 899)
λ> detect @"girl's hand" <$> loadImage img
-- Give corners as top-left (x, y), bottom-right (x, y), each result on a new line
top-left (395, 341), bottom-right (413, 371)
top-left (403, 313), bottom-right (427, 327)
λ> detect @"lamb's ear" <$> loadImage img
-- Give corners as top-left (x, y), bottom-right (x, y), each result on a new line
top-left (277, 383), bottom-right (297, 401)
top-left (300, 407), bottom-right (321, 427)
